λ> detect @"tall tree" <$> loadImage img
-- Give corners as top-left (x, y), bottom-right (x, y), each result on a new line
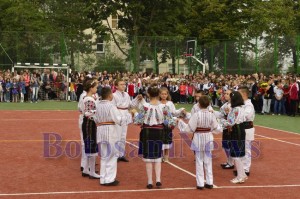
top-left (87, 0), bottom-right (190, 73)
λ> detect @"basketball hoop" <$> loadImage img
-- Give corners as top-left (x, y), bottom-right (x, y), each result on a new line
top-left (184, 53), bottom-right (193, 57)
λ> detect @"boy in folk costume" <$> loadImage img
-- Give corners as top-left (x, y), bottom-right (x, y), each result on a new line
top-left (178, 95), bottom-right (222, 190)
top-left (237, 86), bottom-right (255, 177)
top-left (112, 79), bottom-right (142, 162)
top-left (95, 87), bottom-right (132, 186)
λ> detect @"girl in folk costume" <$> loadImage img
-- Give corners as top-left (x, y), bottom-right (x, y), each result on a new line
top-left (217, 89), bottom-right (234, 169)
top-left (178, 95), bottom-right (222, 190)
top-left (220, 91), bottom-right (247, 184)
top-left (134, 85), bottom-right (176, 189)
top-left (12, 78), bottom-right (19, 102)
top-left (81, 78), bottom-right (101, 179)
top-left (159, 87), bottom-right (185, 162)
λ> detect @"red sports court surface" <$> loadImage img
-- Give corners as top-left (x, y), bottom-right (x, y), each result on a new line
top-left (0, 110), bottom-right (300, 198)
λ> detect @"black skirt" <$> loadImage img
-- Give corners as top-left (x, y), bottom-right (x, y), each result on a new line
top-left (222, 129), bottom-right (231, 149)
top-left (138, 126), bottom-right (165, 159)
top-left (82, 116), bottom-right (98, 154)
top-left (229, 123), bottom-right (246, 158)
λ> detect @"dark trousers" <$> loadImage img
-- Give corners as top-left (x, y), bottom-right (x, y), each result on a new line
top-left (290, 100), bottom-right (297, 116)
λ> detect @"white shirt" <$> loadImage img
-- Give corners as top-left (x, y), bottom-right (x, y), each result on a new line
top-left (243, 99), bottom-right (255, 122)
top-left (274, 86), bottom-right (284, 98)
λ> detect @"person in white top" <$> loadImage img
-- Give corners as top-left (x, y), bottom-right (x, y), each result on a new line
top-left (81, 78), bottom-right (100, 179)
top-left (112, 79), bottom-right (142, 162)
top-left (238, 86), bottom-right (255, 177)
top-left (220, 91), bottom-right (247, 184)
top-left (178, 95), bottom-right (222, 190)
top-left (190, 90), bottom-right (214, 116)
top-left (273, 80), bottom-right (284, 115)
top-left (133, 85), bottom-right (176, 189)
top-left (95, 87), bottom-right (132, 186)
top-left (159, 87), bottom-right (185, 162)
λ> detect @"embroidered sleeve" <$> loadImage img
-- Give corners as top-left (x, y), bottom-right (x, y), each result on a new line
top-left (221, 107), bottom-right (238, 128)
top-left (162, 106), bottom-right (176, 129)
top-left (84, 100), bottom-right (96, 118)
top-left (134, 105), bottom-right (147, 125)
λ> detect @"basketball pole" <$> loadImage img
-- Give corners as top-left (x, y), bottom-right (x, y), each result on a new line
top-left (0, 43), bottom-right (14, 64)
top-left (191, 56), bottom-right (206, 74)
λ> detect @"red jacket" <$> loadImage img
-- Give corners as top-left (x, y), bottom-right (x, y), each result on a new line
top-left (290, 83), bottom-right (299, 100)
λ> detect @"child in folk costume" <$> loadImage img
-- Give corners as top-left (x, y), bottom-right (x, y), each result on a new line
top-left (112, 79), bottom-right (142, 162)
top-left (81, 78), bottom-right (100, 179)
top-left (78, 90), bottom-right (87, 172)
top-left (217, 89), bottom-right (234, 169)
top-left (95, 87), bottom-right (132, 186)
top-left (178, 95), bottom-right (222, 190)
top-left (238, 86), bottom-right (255, 177)
top-left (159, 87), bottom-right (185, 162)
top-left (134, 85), bottom-right (176, 189)
top-left (190, 90), bottom-right (214, 116)
top-left (220, 91), bottom-right (247, 184)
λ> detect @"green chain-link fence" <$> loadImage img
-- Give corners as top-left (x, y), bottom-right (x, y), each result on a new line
top-left (1, 31), bottom-right (300, 74)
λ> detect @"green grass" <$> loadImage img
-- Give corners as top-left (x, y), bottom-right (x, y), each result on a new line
top-left (0, 101), bottom-right (77, 110)
top-left (0, 101), bottom-right (299, 133)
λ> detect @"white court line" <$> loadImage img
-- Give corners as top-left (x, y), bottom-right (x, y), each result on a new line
top-left (1, 184), bottom-right (300, 196)
top-left (255, 125), bottom-right (300, 135)
top-left (255, 134), bottom-right (300, 147)
top-left (126, 141), bottom-right (218, 188)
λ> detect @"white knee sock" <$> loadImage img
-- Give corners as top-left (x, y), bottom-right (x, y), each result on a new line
top-left (146, 163), bottom-right (153, 184)
top-left (155, 162), bottom-right (161, 183)
top-left (89, 156), bottom-right (100, 177)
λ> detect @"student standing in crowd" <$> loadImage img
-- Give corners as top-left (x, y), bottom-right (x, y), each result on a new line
top-left (289, 78), bottom-right (299, 117)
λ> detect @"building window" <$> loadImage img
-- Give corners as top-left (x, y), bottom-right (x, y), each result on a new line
top-left (96, 38), bottom-right (104, 53)
top-left (112, 14), bottom-right (119, 29)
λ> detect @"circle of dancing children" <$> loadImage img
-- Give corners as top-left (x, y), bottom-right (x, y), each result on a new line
top-left (77, 83), bottom-right (254, 189)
